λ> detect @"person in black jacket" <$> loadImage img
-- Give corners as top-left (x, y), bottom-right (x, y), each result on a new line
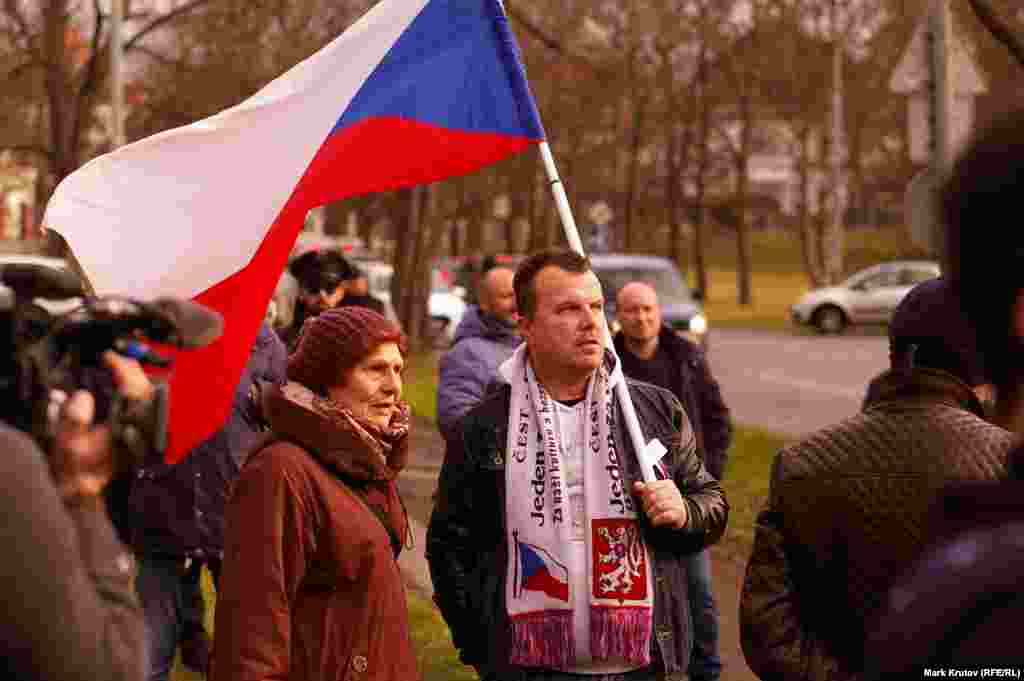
top-left (278, 249), bottom-right (355, 351)
top-left (427, 249), bottom-right (728, 681)
top-left (124, 324), bottom-right (288, 680)
top-left (0, 346), bottom-right (153, 681)
top-left (612, 281), bottom-right (732, 681)
top-left (336, 266), bottom-right (387, 316)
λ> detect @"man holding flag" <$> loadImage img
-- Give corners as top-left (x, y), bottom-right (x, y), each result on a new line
top-left (427, 249), bottom-right (728, 680)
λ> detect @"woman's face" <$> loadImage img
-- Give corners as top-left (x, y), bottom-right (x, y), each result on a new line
top-left (326, 342), bottom-right (404, 429)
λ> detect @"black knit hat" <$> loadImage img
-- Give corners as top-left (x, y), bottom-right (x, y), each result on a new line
top-left (889, 276), bottom-right (988, 386)
top-left (288, 249), bottom-right (357, 293)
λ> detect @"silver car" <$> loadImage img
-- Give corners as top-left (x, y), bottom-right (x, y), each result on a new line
top-left (791, 260), bottom-right (940, 334)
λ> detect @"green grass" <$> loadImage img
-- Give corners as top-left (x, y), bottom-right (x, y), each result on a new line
top-left (403, 351), bottom-right (440, 422)
top-left (407, 593), bottom-right (480, 680)
top-left (717, 425), bottom-right (792, 560)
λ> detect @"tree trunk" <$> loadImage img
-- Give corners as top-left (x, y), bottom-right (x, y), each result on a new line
top-left (823, 33), bottom-right (846, 285)
top-left (623, 99), bottom-right (645, 253)
top-left (667, 124), bottom-right (689, 273)
top-left (411, 183), bottom-right (437, 349)
top-left (43, 0), bottom-right (79, 199)
top-left (390, 187), bottom-right (419, 338)
top-left (528, 163), bottom-right (549, 253)
top-left (322, 200), bottom-right (347, 236)
top-left (796, 126), bottom-right (826, 287)
top-left (692, 42), bottom-right (711, 298)
top-left (735, 115), bottom-right (753, 307)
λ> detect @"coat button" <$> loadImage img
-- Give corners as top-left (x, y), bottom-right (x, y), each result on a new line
top-left (352, 655), bottom-right (368, 673)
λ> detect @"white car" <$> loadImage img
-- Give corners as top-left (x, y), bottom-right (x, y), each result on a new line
top-left (365, 262), bottom-right (466, 343)
top-left (791, 260), bottom-right (940, 334)
top-left (0, 255), bottom-right (85, 317)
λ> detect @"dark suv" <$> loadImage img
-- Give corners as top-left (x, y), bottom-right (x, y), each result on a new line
top-left (589, 254), bottom-right (708, 350)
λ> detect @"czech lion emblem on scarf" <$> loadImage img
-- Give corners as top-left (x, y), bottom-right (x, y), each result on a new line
top-left (592, 518), bottom-right (648, 602)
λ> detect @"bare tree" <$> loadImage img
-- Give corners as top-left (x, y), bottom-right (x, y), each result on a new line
top-left (968, 0), bottom-right (1024, 68)
top-left (0, 0), bottom-right (218, 219)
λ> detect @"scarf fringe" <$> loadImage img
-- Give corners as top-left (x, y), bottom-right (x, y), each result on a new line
top-left (591, 606), bottom-right (653, 666)
top-left (509, 611), bottom-right (576, 670)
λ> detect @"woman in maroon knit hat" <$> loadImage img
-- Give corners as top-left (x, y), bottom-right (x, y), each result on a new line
top-left (212, 306), bottom-right (420, 681)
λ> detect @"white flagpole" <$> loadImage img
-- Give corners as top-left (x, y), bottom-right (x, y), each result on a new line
top-left (538, 142), bottom-right (664, 483)
top-left (110, 0), bottom-right (126, 148)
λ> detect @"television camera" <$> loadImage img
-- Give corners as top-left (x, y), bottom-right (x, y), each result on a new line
top-left (0, 263), bottom-right (223, 472)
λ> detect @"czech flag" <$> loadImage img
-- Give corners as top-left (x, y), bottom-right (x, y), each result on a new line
top-left (516, 540), bottom-right (570, 602)
top-left (43, 0), bottom-right (545, 462)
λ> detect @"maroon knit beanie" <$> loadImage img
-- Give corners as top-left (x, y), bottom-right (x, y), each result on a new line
top-left (287, 306), bottom-right (405, 393)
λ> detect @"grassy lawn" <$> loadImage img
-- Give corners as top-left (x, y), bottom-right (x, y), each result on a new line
top-left (403, 349), bottom-right (440, 422)
top-left (717, 425), bottom-right (792, 561)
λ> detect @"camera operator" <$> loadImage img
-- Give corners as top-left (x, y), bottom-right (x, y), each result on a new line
top-left (0, 350), bottom-right (153, 681)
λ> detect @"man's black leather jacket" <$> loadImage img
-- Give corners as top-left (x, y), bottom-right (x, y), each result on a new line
top-left (426, 379), bottom-right (728, 679)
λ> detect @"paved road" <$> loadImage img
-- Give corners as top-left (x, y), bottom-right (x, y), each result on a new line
top-left (707, 327), bottom-right (889, 438)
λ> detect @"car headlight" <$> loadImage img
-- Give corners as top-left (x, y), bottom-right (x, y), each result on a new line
top-left (688, 314), bottom-right (708, 335)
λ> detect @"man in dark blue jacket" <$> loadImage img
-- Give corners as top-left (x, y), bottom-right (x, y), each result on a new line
top-left (613, 281), bottom-right (733, 681)
top-left (126, 323), bottom-right (287, 680)
top-left (437, 263), bottom-right (520, 445)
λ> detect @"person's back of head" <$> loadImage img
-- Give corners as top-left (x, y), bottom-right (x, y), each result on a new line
top-left (888, 276), bottom-right (989, 390)
top-left (942, 107), bottom-right (1024, 404)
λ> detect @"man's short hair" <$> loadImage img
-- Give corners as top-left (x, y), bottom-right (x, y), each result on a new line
top-left (942, 107), bottom-right (1024, 392)
top-left (513, 249), bottom-right (591, 319)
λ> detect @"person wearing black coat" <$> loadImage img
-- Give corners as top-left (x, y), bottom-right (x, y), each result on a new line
top-left (612, 281), bottom-right (733, 681)
top-left (124, 324), bottom-right (287, 679)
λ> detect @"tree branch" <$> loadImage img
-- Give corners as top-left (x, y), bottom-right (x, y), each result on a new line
top-left (71, 0), bottom-right (105, 154)
top-left (2, 58), bottom-right (44, 81)
top-left (132, 43), bottom-right (184, 67)
top-left (502, 0), bottom-right (610, 77)
top-left (967, 0), bottom-right (1024, 68)
top-left (123, 0), bottom-right (216, 52)
top-left (1, 0), bottom-right (31, 39)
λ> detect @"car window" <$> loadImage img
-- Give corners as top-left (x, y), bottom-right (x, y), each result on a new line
top-left (593, 265), bottom-right (692, 306)
top-left (859, 269), bottom-right (903, 289)
top-left (901, 267), bottom-right (938, 286)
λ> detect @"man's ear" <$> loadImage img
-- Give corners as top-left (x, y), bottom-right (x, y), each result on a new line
top-left (517, 312), bottom-right (531, 340)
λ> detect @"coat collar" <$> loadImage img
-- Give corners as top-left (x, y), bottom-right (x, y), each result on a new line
top-left (863, 368), bottom-right (986, 419)
top-left (262, 381), bottom-right (410, 482)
